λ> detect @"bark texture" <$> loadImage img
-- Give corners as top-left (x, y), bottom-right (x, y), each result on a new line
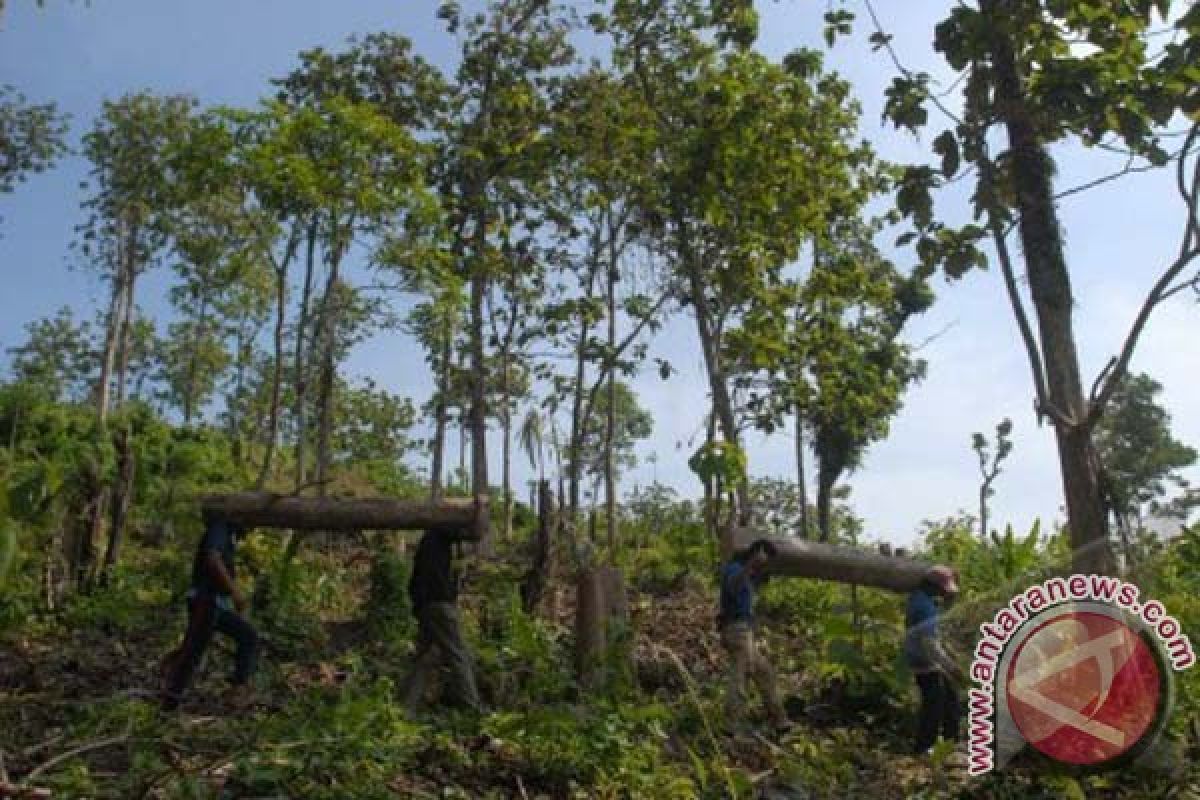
top-left (199, 493), bottom-right (482, 534)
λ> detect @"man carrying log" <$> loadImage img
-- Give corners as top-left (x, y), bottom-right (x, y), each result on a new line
top-left (401, 529), bottom-right (481, 713)
top-left (717, 539), bottom-right (788, 732)
top-left (161, 511), bottom-right (259, 711)
top-left (905, 565), bottom-right (966, 758)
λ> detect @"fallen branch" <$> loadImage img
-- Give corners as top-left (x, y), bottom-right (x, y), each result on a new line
top-left (23, 734), bottom-right (129, 783)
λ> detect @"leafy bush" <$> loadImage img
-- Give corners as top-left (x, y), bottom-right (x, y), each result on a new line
top-left (481, 703), bottom-right (696, 798)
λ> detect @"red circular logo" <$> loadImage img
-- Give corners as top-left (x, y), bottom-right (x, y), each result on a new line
top-left (1005, 611), bottom-right (1164, 766)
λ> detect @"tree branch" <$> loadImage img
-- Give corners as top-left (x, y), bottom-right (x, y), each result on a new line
top-left (1087, 121), bottom-right (1200, 429)
top-left (988, 208), bottom-right (1065, 426)
top-left (23, 734), bottom-right (130, 783)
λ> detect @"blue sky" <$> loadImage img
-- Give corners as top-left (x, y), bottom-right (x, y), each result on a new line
top-left (1, 0), bottom-right (1196, 545)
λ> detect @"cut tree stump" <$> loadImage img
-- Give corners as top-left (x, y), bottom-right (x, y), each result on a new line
top-left (730, 527), bottom-right (935, 593)
top-left (198, 492), bottom-right (482, 536)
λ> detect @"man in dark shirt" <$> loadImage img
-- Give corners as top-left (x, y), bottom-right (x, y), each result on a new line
top-left (905, 565), bottom-right (965, 756)
top-left (161, 511), bottom-right (259, 711)
top-left (718, 539), bottom-right (786, 731)
top-left (400, 529), bottom-right (481, 713)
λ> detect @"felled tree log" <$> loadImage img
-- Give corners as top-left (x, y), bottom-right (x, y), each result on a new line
top-left (730, 527), bottom-right (934, 593)
top-left (199, 492), bottom-right (481, 536)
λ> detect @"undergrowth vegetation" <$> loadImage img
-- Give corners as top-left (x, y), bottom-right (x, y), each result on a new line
top-left (3, 476), bottom-right (1198, 797)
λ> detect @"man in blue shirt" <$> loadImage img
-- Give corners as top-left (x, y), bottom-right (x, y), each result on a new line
top-left (161, 511), bottom-right (259, 711)
top-left (718, 539), bottom-right (786, 731)
top-left (905, 565), bottom-right (965, 755)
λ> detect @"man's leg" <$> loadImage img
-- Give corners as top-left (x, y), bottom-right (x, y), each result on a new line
top-left (401, 614), bottom-right (441, 712)
top-left (747, 632), bottom-right (786, 725)
top-left (721, 624), bottom-right (752, 728)
top-left (940, 674), bottom-right (962, 742)
top-left (214, 608), bottom-right (259, 686)
top-left (164, 596), bottom-right (217, 709)
top-left (914, 672), bottom-right (944, 753)
top-left (424, 603), bottom-right (480, 712)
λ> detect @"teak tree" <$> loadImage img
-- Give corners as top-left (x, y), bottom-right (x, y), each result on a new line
top-left (850, 0), bottom-right (1200, 572)
top-left (607, 0), bottom-right (871, 535)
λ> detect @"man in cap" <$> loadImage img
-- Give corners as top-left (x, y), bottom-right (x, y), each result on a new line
top-left (905, 564), bottom-right (965, 755)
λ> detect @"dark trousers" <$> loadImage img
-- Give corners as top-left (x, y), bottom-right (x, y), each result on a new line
top-left (163, 594), bottom-right (258, 706)
top-left (915, 671), bottom-right (961, 753)
top-left (401, 602), bottom-right (480, 712)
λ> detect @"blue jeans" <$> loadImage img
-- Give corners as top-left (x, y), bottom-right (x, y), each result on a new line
top-left (163, 593), bottom-right (258, 707)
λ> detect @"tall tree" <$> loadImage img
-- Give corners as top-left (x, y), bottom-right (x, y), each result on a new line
top-left (1094, 373), bottom-right (1197, 532)
top-left (433, 0), bottom-right (574, 548)
top-left (74, 92), bottom-right (197, 583)
top-left (607, 1), bottom-right (871, 534)
top-left (6, 308), bottom-right (96, 402)
top-left (546, 67), bottom-right (671, 552)
top-left (250, 93), bottom-right (425, 493)
top-left (76, 92), bottom-right (196, 424)
top-left (0, 84), bottom-right (67, 229)
top-left (868, 0), bottom-right (1200, 572)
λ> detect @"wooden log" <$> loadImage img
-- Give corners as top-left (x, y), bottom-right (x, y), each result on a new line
top-left (198, 492), bottom-right (482, 536)
top-left (730, 527), bottom-right (935, 593)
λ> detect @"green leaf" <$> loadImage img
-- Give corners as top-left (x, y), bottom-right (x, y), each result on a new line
top-left (932, 130), bottom-right (960, 178)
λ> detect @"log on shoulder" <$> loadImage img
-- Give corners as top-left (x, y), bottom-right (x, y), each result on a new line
top-left (730, 526), bottom-right (934, 593)
top-left (199, 492), bottom-right (482, 536)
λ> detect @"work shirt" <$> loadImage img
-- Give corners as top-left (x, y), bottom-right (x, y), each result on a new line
top-left (904, 589), bottom-right (939, 672)
top-left (190, 518), bottom-right (239, 607)
top-left (718, 561), bottom-right (758, 628)
top-left (409, 532), bottom-right (458, 614)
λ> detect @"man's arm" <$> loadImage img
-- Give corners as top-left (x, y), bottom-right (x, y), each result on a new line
top-left (204, 551), bottom-right (245, 611)
top-left (924, 636), bottom-right (965, 684)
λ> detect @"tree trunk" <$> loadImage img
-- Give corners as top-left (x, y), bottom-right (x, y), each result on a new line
top-left (985, 2), bottom-right (1113, 573)
top-left (500, 344), bottom-right (513, 542)
top-left (678, 222), bottom-right (750, 524)
top-left (314, 236), bottom-right (346, 499)
top-left (980, 482), bottom-right (990, 541)
top-left (200, 492), bottom-right (482, 533)
top-left (816, 458), bottom-right (838, 544)
top-left (101, 426), bottom-right (135, 579)
top-left (502, 399), bottom-right (513, 541)
top-left (521, 480), bottom-right (555, 614)
top-left (730, 526), bottom-right (937, 593)
top-left (259, 261), bottom-right (289, 490)
top-left (95, 257), bottom-right (126, 426)
top-left (795, 405), bottom-right (810, 539)
top-left (574, 564), bottom-right (631, 691)
top-left (567, 254), bottom-right (601, 521)
top-left (227, 322), bottom-right (250, 463)
top-left (293, 220), bottom-right (317, 490)
top-left (113, 261), bottom-right (137, 409)
top-left (430, 314), bottom-right (453, 502)
top-left (575, 565), bottom-right (607, 691)
top-left (604, 259), bottom-right (618, 563)
top-left (469, 221), bottom-right (491, 550)
top-left (182, 294), bottom-right (209, 427)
